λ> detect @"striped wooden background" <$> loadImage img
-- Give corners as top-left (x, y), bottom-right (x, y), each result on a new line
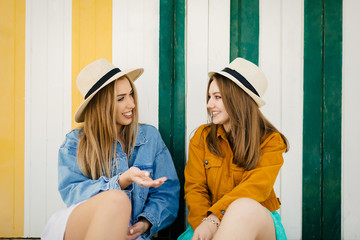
top-left (1, 0), bottom-right (359, 239)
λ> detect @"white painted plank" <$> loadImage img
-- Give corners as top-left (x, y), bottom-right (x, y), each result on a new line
top-left (113, 0), bottom-right (159, 127)
top-left (46, 0), bottom-right (63, 225)
top-left (26, 0), bottom-right (48, 235)
top-left (113, 0), bottom-right (128, 66)
top-left (279, 0), bottom-right (303, 239)
top-left (259, 0), bottom-right (282, 203)
top-left (186, 0), bottom-right (230, 153)
top-left (343, 0), bottom-right (360, 239)
top-left (24, 0), bottom-right (32, 235)
top-left (25, 0), bottom-right (70, 236)
top-left (136, 0), bottom-right (159, 127)
top-left (208, 0), bottom-right (230, 71)
top-left (45, 0), bottom-right (69, 224)
top-left (186, 0), bottom-right (209, 156)
top-left (63, 0), bottom-right (72, 136)
top-left (260, 1), bottom-right (303, 239)
top-left (259, 0), bottom-right (282, 129)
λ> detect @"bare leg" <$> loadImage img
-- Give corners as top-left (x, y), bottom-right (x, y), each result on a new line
top-left (64, 190), bottom-right (131, 240)
top-left (213, 198), bottom-right (275, 240)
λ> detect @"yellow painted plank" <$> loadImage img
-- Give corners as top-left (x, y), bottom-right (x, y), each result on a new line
top-left (72, 0), bottom-right (112, 129)
top-left (0, 0), bottom-right (25, 237)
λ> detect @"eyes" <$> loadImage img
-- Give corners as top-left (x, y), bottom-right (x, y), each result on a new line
top-left (208, 94), bottom-right (222, 100)
top-left (117, 90), bottom-right (134, 102)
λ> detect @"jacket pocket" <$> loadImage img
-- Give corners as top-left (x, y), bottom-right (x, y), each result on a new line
top-left (204, 153), bottom-right (222, 192)
top-left (204, 153), bottom-right (222, 168)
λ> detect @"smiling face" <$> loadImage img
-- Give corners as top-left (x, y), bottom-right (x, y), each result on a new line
top-left (115, 77), bottom-right (135, 128)
top-left (207, 78), bottom-right (230, 132)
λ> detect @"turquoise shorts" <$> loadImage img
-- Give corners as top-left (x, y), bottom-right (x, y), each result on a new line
top-left (177, 211), bottom-right (287, 240)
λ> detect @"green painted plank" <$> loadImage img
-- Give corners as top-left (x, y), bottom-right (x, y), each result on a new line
top-left (173, 0), bottom-right (186, 237)
top-left (303, 0), bottom-right (342, 239)
top-left (159, 0), bottom-right (174, 150)
top-left (240, 0), bottom-right (259, 64)
top-left (230, 0), bottom-right (259, 64)
top-left (230, 0), bottom-right (240, 61)
top-left (303, 0), bottom-right (324, 239)
top-left (322, 0), bottom-right (342, 239)
top-left (159, 0), bottom-right (186, 238)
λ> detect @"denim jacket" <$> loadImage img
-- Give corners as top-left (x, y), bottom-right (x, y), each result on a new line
top-left (58, 124), bottom-right (180, 239)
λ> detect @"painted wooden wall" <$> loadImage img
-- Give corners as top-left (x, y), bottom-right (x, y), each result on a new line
top-left (259, 1), bottom-right (303, 238)
top-left (0, 0), bottom-right (25, 237)
top-left (24, 0), bottom-right (71, 236)
top-left (113, 0), bottom-right (160, 127)
top-left (343, 0), bottom-right (360, 239)
top-left (1, 0), bottom-right (360, 239)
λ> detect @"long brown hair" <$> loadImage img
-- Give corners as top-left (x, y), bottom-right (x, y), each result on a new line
top-left (77, 77), bottom-right (138, 179)
top-left (206, 74), bottom-right (288, 170)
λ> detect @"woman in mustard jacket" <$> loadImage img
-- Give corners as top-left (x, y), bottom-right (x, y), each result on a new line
top-left (179, 57), bottom-right (289, 240)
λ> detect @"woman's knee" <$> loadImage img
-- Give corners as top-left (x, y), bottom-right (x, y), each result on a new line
top-left (218, 198), bottom-right (275, 240)
top-left (225, 198), bottom-right (265, 219)
top-left (228, 198), bottom-right (259, 210)
top-left (98, 190), bottom-right (131, 212)
top-left (64, 191), bottom-right (131, 239)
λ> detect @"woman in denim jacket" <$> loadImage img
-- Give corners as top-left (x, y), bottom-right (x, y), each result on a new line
top-left (42, 59), bottom-right (180, 240)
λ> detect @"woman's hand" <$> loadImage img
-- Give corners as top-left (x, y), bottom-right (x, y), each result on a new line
top-left (118, 166), bottom-right (167, 189)
top-left (126, 218), bottom-right (151, 240)
top-left (192, 214), bottom-right (220, 240)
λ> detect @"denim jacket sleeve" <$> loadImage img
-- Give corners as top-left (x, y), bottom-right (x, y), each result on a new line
top-left (135, 126), bottom-right (180, 237)
top-left (57, 130), bottom-right (130, 207)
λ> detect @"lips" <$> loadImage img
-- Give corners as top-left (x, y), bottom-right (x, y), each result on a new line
top-left (212, 111), bottom-right (220, 117)
top-left (122, 111), bottom-right (133, 119)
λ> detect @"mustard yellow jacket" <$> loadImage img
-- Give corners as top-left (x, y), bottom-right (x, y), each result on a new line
top-left (184, 124), bottom-right (287, 229)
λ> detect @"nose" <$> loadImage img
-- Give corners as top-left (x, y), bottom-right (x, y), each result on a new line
top-left (207, 98), bottom-right (214, 109)
top-left (127, 96), bottom-right (135, 109)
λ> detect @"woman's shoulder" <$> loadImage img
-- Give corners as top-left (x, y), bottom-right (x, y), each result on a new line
top-left (260, 132), bottom-right (287, 151)
top-left (189, 124), bottom-right (211, 142)
top-left (137, 124), bottom-right (160, 137)
top-left (136, 124), bottom-right (162, 144)
top-left (61, 129), bottom-right (81, 149)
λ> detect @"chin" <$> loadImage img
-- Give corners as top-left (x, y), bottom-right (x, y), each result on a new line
top-left (117, 120), bottom-right (133, 126)
top-left (124, 120), bottom-right (132, 125)
top-left (212, 119), bottom-right (222, 125)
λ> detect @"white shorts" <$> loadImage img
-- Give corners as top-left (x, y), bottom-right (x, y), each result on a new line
top-left (41, 202), bottom-right (82, 240)
top-left (41, 201), bottom-right (144, 240)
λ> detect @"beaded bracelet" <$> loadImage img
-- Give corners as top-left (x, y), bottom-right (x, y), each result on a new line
top-left (202, 217), bottom-right (219, 228)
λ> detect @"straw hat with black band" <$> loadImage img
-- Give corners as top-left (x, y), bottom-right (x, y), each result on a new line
top-left (208, 57), bottom-right (268, 107)
top-left (74, 58), bottom-right (144, 123)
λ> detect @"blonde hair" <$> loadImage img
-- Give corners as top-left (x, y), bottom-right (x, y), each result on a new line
top-left (205, 74), bottom-right (288, 170)
top-left (77, 77), bottom-right (138, 179)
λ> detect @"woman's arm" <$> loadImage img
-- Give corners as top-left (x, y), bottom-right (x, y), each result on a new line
top-left (58, 143), bottom-right (164, 207)
top-left (136, 143), bottom-right (180, 237)
top-left (184, 127), bottom-right (212, 230)
top-left (57, 144), bottom-right (124, 207)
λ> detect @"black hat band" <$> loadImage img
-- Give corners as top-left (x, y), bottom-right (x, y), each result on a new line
top-left (85, 68), bottom-right (121, 99)
top-left (222, 67), bottom-right (259, 97)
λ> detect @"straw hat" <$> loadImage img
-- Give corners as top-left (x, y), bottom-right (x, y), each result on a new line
top-left (208, 57), bottom-right (268, 107)
top-left (74, 59), bottom-right (144, 122)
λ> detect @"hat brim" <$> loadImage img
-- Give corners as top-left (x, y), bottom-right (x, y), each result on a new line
top-left (208, 71), bottom-right (265, 107)
top-left (74, 68), bottom-right (144, 123)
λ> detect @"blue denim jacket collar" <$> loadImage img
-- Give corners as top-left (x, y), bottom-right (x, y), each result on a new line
top-left (135, 126), bottom-right (148, 147)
